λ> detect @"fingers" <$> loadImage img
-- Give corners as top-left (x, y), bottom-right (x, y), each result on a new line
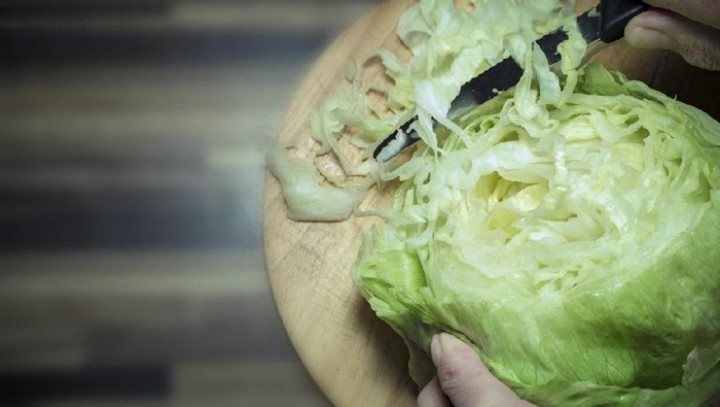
top-left (427, 333), bottom-right (535, 407)
top-left (639, 0), bottom-right (720, 30)
top-left (625, 9), bottom-right (720, 71)
top-left (417, 376), bottom-right (452, 407)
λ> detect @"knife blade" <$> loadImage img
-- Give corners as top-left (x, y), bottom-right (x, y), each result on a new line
top-left (373, 0), bottom-right (649, 162)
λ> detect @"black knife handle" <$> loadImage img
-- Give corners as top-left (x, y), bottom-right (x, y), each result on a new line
top-left (599, 0), bottom-right (649, 43)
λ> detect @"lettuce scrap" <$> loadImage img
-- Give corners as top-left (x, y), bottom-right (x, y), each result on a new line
top-left (267, 146), bottom-right (367, 221)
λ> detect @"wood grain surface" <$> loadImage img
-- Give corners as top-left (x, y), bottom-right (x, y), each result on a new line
top-left (264, 1), bottom-right (720, 406)
top-left (0, 1), bottom-right (385, 406)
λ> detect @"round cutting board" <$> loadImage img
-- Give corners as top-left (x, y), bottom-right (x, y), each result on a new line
top-left (263, 1), bottom-right (720, 406)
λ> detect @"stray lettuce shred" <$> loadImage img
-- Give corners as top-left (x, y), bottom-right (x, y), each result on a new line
top-left (267, 146), bottom-right (366, 221)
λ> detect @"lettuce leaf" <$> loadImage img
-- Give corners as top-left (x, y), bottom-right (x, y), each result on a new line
top-left (353, 40), bottom-right (720, 407)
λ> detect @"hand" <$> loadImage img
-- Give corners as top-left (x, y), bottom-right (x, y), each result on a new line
top-left (417, 333), bottom-right (535, 407)
top-left (625, 0), bottom-right (720, 70)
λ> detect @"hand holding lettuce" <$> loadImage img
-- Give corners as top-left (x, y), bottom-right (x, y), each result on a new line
top-left (418, 333), bottom-right (536, 407)
top-left (268, 0), bottom-right (720, 405)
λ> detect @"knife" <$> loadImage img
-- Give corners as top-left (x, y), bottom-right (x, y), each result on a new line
top-left (372, 0), bottom-right (649, 162)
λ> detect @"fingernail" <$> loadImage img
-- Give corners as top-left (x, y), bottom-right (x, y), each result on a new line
top-left (430, 334), bottom-right (444, 363)
top-left (626, 27), bottom-right (674, 50)
top-left (431, 333), bottom-right (465, 363)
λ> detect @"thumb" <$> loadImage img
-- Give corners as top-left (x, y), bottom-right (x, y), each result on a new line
top-left (625, 9), bottom-right (720, 71)
top-left (429, 333), bottom-right (534, 407)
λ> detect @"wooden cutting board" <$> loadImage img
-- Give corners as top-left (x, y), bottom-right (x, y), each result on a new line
top-left (263, 1), bottom-right (720, 406)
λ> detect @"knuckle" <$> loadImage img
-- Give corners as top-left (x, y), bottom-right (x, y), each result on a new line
top-left (669, 0), bottom-right (705, 16)
top-left (654, 0), bottom-right (720, 29)
top-left (436, 362), bottom-right (487, 401)
top-left (696, 0), bottom-right (720, 18)
top-left (680, 39), bottom-right (720, 71)
top-left (436, 362), bottom-right (481, 395)
top-left (435, 363), bottom-right (463, 389)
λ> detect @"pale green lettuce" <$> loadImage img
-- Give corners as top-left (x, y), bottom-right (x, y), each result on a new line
top-left (269, 0), bottom-right (720, 404)
top-left (270, 0), bottom-right (579, 220)
top-left (352, 18), bottom-right (720, 407)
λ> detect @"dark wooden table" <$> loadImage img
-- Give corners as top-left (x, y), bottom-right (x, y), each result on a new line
top-left (0, 1), bottom-right (379, 405)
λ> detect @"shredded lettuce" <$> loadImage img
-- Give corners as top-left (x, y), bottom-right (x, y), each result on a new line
top-left (269, 0), bottom-right (578, 221)
top-left (268, 0), bottom-right (720, 405)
